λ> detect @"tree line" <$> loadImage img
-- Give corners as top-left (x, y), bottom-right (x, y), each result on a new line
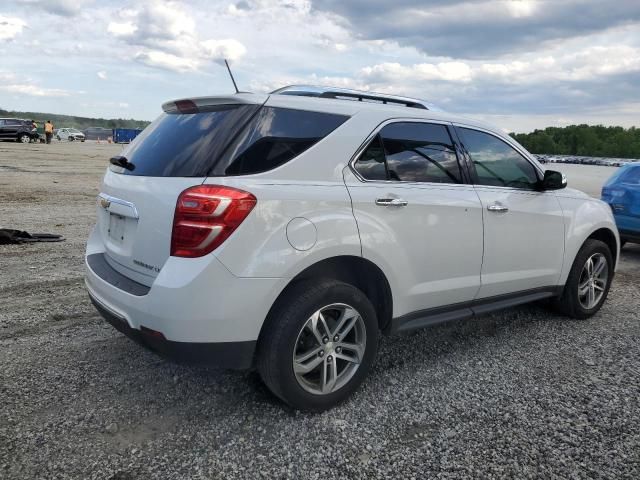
top-left (510, 124), bottom-right (640, 159)
top-left (0, 108), bottom-right (150, 131)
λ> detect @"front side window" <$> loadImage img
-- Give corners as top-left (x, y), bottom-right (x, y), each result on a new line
top-left (619, 167), bottom-right (640, 185)
top-left (458, 128), bottom-right (539, 189)
top-left (353, 122), bottom-right (462, 183)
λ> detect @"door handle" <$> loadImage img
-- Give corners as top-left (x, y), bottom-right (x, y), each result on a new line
top-left (487, 203), bottom-right (509, 213)
top-left (375, 198), bottom-right (408, 207)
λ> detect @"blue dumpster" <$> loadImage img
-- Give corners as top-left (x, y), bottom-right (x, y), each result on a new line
top-left (112, 128), bottom-right (142, 144)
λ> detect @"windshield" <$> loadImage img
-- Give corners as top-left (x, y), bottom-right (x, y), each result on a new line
top-left (69, 128), bottom-right (82, 134)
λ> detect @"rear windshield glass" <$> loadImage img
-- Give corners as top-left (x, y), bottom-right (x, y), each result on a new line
top-left (117, 105), bottom-right (259, 177)
top-left (212, 107), bottom-right (349, 176)
top-left (115, 105), bottom-right (347, 177)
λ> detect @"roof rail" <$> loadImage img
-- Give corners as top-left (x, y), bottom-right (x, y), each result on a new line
top-left (271, 85), bottom-right (438, 111)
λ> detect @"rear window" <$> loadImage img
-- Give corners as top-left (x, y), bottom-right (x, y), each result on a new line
top-left (116, 105), bottom-right (348, 177)
top-left (117, 105), bottom-right (259, 177)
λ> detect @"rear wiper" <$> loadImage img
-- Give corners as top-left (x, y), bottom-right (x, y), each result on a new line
top-left (110, 155), bottom-right (135, 171)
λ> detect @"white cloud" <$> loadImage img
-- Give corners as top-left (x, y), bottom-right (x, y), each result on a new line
top-left (97, 70), bottom-right (108, 80)
top-left (200, 39), bottom-right (246, 62)
top-left (107, 21), bottom-right (137, 37)
top-left (134, 50), bottom-right (199, 72)
top-left (361, 62), bottom-right (474, 83)
top-left (0, 84), bottom-right (70, 97)
top-left (0, 15), bottom-right (26, 41)
top-left (107, 1), bottom-right (247, 72)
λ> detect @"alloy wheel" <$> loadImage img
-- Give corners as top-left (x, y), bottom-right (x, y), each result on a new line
top-left (577, 252), bottom-right (608, 310)
top-left (292, 303), bottom-right (366, 395)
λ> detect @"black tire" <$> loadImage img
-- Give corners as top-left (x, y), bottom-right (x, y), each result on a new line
top-left (257, 279), bottom-right (379, 412)
top-left (56, 136), bottom-right (61, 141)
top-left (554, 239), bottom-right (614, 319)
top-left (17, 133), bottom-right (30, 144)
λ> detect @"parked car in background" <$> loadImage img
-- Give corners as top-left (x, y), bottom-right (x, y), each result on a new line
top-left (86, 85), bottom-right (620, 411)
top-left (602, 163), bottom-right (640, 246)
top-left (0, 118), bottom-right (39, 143)
top-left (56, 128), bottom-right (85, 142)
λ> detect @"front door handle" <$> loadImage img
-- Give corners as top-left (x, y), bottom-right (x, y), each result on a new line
top-left (487, 203), bottom-right (509, 213)
top-left (375, 198), bottom-right (408, 207)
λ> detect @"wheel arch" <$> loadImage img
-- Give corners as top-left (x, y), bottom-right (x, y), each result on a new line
top-left (259, 255), bottom-right (394, 344)
top-left (586, 227), bottom-right (618, 265)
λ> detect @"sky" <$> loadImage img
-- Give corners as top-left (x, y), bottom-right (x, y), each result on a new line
top-left (0, 0), bottom-right (639, 133)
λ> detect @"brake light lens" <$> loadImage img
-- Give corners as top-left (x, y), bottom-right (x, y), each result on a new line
top-left (171, 185), bottom-right (256, 258)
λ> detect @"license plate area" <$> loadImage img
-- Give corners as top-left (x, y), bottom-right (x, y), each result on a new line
top-left (108, 213), bottom-right (126, 243)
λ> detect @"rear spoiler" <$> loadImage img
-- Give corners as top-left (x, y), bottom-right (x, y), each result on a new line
top-left (162, 93), bottom-right (268, 113)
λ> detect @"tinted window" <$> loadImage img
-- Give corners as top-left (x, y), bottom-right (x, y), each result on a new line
top-left (118, 105), bottom-right (259, 177)
top-left (380, 122), bottom-right (461, 183)
top-left (459, 128), bottom-right (539, 189)
top-left (620, 166), bottom-right (640, 184)
top-left (6, 119), bottom-right (21, 126)
top-left (214, 107), bottom-right (348, 175)
top-left (353, 135), bottom-right (387, 180)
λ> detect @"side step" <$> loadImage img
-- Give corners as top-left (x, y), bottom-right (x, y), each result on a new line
top-left (390, 287), bottom-right (562, 334)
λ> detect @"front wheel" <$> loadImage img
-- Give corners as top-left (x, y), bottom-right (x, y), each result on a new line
top-left (18, 134), bottom-right (30, 143)
top-left (554, 239), bottom-right (614, 319)
top-left (257, 279), bottom-right (379, 411)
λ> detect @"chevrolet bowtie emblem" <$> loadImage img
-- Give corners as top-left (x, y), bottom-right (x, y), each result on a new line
top-left (100, 198), bottom-right (111, 209)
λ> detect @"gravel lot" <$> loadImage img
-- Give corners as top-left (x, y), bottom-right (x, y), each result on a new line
top-left (1, 141), bottom-right (639, 479)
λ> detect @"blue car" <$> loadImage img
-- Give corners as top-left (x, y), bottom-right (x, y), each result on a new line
top-left (601, 163), bottom-right (640, 247)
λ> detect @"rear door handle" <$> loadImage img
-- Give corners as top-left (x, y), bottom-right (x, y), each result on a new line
top-left (487, 203), bottom-right (508, 213)
top-left (375, 198), bottom-right (408, 207)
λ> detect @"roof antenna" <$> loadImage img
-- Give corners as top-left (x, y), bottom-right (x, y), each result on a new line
top-left (224, 59), bottom-right (239, 94)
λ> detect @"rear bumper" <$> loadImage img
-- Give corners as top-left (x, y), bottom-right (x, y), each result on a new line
top-left (85, 228), bottom-right (288, 368)
top-left (88, 291), bottom-right (256, 368)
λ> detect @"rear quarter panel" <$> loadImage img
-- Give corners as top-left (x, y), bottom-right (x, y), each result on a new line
top-left (211, 178), bottom-right (361, 279)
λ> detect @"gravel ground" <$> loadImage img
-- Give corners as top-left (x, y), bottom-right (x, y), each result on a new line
top-left (1, 142), bottom-right (639, 479)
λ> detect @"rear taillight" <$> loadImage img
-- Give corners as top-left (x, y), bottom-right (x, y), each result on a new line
top-left (171, 185), bottom-right (256, 258)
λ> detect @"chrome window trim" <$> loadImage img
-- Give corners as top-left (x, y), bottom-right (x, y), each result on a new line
top-left (347, 117), bottom-right (468, 188)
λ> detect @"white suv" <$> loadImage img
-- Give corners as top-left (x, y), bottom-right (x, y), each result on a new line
top-left (56, 128), bottom-right (86, 142)
top-left (85, 86), bottom-right (619, 411)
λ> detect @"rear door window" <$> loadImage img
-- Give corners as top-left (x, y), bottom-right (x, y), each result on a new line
top-left (212, 107), bottom-right (349, 176)
top-left (353, 122), bottom-right (462, 183)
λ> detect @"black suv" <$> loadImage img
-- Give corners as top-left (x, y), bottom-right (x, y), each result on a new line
top-left (0, 118), bottom-right (39, 143)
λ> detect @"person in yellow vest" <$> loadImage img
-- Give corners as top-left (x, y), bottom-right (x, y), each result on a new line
top-left (44, 120), bottom-right (53, 144)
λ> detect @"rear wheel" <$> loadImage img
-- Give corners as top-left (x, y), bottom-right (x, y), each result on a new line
top-left (18, 134), bottom-right (30, 143)
top-left (555, 239), bottom-right (613, 319)
top-left (257, 279), bottom-right (378, 411)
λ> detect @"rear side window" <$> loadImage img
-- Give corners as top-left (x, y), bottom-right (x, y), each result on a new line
top-left (212, 107), bottom-right (349, 176)
top-left (118, 105), bottom-right (259, 177)
top-left (354, 122), bottom-right (462, 183)
top-left (353, 135), bottom-right (387, 181)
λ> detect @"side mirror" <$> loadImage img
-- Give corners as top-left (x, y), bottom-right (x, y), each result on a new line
top-left (539, 170), bottom-right (567, 191)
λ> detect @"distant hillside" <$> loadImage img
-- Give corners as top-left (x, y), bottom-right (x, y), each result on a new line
top-left (0, 108), bottom-right (151, 130)
top-left (511, 124), bottom-right (640, 159)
